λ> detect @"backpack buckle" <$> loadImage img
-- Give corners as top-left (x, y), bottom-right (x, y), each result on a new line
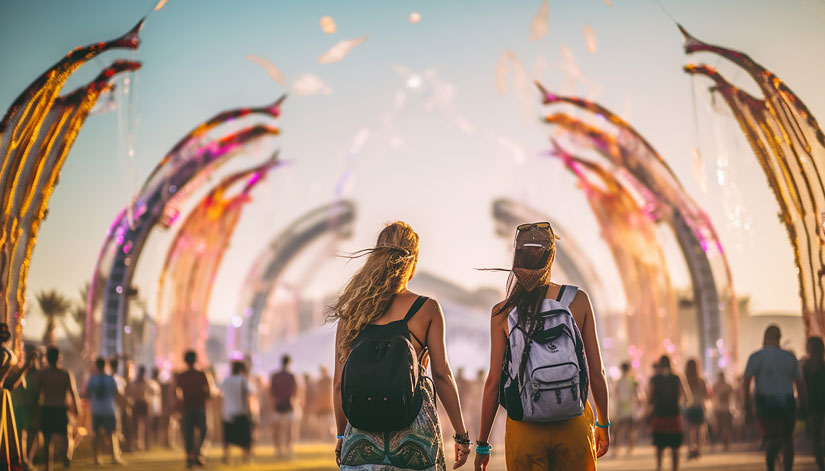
top-left (555, 389), bottom-right (562, 404)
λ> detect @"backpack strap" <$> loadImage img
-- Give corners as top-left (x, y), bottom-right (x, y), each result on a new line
top-left (558, 285), bottom-right (578, 308)
top-left (402, 296), bottom-right (429, 323)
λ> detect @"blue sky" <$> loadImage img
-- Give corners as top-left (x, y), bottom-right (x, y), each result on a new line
top-left (2, 0), bottom-right (824, 336)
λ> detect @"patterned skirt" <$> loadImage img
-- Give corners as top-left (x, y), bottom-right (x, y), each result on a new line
top-left (340, 378), bottom-right (446, 471)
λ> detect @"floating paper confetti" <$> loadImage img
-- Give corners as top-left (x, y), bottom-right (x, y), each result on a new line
top-left (409, 12), bottom-right (421, 23)
top-left (583, 25), bottom-right (597, 53)
top-left (291, 74), bottom-right (332, 96)
top-left (320, 16), bottom-right (337, 34)
top-left (319, 36), bottom-right (367, 64)
top-left (247, 55), bottom-right (286, 86)
top-left (605, 0), bottom-right (613, 6)
top-left (691, 146), bottom-right (708, 193)
top-left (529, 0), bottom-right (549, 41)
top-left (154, 0), bottom-right (170, 11)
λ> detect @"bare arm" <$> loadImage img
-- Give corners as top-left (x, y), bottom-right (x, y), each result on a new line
top-left (68, 373), bottom-right (81, 416)
top-left (575, 291), bottom-right (609, 426)
top-left (743, 375), bottom-right (753, 414)
top-left (795, 377), bottom-right (808, 410)
top-left (477, 304), bottom-right (507, 444)
top-left (426, 300), bottom-right (468, 438)
top-left (333, 322), bottom-right (347, 437)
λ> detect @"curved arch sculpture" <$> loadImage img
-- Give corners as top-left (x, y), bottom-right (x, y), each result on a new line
top-left (537, 85), bottom-right (738, 370)
top-left (552, 146), bottom-right (679, 371)
top-left (682, 26), bottom-right (825, 338)
top-left (0, 20), bottom-right (143, 352)
top-left (233, 200), bottom-right (356, 356)
top-left (156, 157), bottom-right (278, 366)
top-left (88, 97), bottom-right (284, 357)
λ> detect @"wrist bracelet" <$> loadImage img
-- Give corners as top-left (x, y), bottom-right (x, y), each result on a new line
top-left (475, 444), bottom-right (492, 455)
top-left (453, 432), bottom-right (471, 446)
top-left (336, 434), bottom-right (345, 440)
top-left (595, 420), bottom-right (611, 429)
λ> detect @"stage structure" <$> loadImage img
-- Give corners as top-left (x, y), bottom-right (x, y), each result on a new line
top-left (87, 97), bottom-right (284, 358)
top-left (682, 27), bottom-right (825, 338)
top-left (0, 20), bottom-right (143, 353)
top-left (156, 158), bottom-right (279, 367)
top-left (537, 85), bottom-right (738, 372)
top-left (552, 146), bottom-right (679, 373)
top-left (231, 200), bottom-right (356, 357)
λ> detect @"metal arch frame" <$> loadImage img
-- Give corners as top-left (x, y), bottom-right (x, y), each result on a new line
top-left (234, 200), bottom-right (356, 356)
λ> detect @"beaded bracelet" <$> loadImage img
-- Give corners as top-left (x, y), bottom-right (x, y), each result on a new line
top-left (475, 445), bottom-right (492, 455)
top-left (453, 432), bottom-right (472, 446)
top-left (336, 434), bottom-right (345, 440)
top-left (595, 420), bottom-right (611, 429)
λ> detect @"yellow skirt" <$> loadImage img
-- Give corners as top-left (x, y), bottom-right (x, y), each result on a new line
top-left (504, 403), bottom-right (596, 471)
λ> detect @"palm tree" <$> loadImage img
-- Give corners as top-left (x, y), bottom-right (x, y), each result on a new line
top-left (36, 289), bottom-right (72, 346)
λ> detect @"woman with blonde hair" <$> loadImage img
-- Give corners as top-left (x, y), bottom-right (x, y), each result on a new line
top-left (329, 221), bottom-right (470, 470)
top-left (474, 222), bottom-right (610, 470)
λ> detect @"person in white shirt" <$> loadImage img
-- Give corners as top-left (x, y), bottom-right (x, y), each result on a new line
top-left (220, 361), bottom-right (252, 464)
top-left (612, 362), bottom-right (639, 456)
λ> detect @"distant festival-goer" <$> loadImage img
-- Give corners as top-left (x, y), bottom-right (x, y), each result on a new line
top-left (613, 361), bottom-right (639, 457)
top-left (86, 356), bottom-right (125, 465)
top-left (314, 365), bottom-right (334, 440)
top-left (649, 355), bottom-right (686, 471)
top-left (744, 325), bottom-right (807, 471)
top-left (475, 222), bottom-right (610, 471)
top-left (684, 358), bottom-right (708, 460)
top-left (220, 360), bottom-right (252, 464)
top-left (0, 324), bottom-right (35, 470)
top-left (329, 221), bottom-right (471, 470)
top-left (12, 345), bottom-right (41, 469)
top-left (803, 336), bottom-right (825, 471)
top-left (38, 346), bottom-right (81, 471)
top-left (711, 371), bottom-right (734, 451)
top-left (175, 350), bottom-right (211, 469)
top-left (127, 365), bottom-right (151, 452)
top-left (269, 354), bottom-right (297, 458)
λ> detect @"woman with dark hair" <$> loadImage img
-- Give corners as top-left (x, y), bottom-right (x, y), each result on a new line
top-left (684, 358), bottom-right (707, 460)
top-left (804, 336), bottom-right (825, 471)
top-left (220, 361), bottom-right (252, 464)
top-left (329, 221), bottom-right (470, 470)
top-left (649, 355), bottom-right (687, 471)
top-left (474, 222), bottom-right (610, 470)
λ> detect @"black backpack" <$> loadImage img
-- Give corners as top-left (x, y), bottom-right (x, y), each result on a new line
top-left (341, 296), bottom-right (428, 432)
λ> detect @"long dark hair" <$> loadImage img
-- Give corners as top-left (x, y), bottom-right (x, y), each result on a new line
top-left (494, 244), bottom-right (555, 334)
top-left (805, 336), bottom-right (825, 375)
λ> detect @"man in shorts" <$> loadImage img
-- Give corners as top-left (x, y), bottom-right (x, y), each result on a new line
top-left (86, 356), bottom-right (125, 465)
top-left (744, 325), bottom-right (807, 471)
top-left (38, 346), bottom-right (80, 471)
top-left (269, 355), bottom-right (297, 458)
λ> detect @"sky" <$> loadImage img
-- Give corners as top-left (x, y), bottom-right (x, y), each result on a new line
top-left (2, 0), bottom-right (824, 339)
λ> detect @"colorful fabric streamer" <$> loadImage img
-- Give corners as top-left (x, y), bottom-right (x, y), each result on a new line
top-left (0, 20), bottom-right (143, 353)
top-left (682, 25), bottom-right (825, 337)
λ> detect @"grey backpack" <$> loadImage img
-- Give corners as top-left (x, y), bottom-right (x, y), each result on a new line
top-left (499, 285), bottom-right (589, 423)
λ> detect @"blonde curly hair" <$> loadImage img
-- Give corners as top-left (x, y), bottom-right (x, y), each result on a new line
top-left (328, 221), bottom-right (419, 362)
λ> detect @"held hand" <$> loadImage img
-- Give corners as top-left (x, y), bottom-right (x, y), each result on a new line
top-left (473, 452), bottom-right (489, 471)
top-left (595, 426), bottom-right (610, 458)
top-left (453, 442), bottom-right (470, 469)
top-left (335, 438), bottom-right (343, 466)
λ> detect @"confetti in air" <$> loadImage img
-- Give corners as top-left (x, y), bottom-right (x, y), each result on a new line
top-left (154, 0), bottom-right (169, 11)
top-left (409, 12), bottom-right (421, 23)
top-left (247, 55), bottom-right (286, 86)
top-left (529, 0), bottom-right (549, 41)
top-left (291, 74), bottom-right (333, 96)
top-left (318, 36), bottom-right (367, 64)
top-left (320, 15), bottom-right (337, 34)
top-left (583, 25), bottom-right (597, 54)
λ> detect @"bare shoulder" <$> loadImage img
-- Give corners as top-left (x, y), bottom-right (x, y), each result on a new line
top-left (569, 288), bottom-right (593, 313)
top-left (405, 291), bottom-right (442, 319)
top-left (490, 300), bottom-right (509, 327)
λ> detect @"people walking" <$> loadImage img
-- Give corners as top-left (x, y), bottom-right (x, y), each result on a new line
top-left (744, 325), bottom-right (807, 471)
top-left (269, 355), bottom-right (297, 458)
top-left (330, 221), bottom-right (470, 471)
top-left (649, 355), bottom-right (686, 471)
top-left (220, 361), bottom-right (252, 464)
top-left (175, 350), bottom-right (211, 469)
top-left (86, 356), bottom-right (126, 465)
top-left (127, 365), bottom-right (151, 452)
top-left (711, 371), bottom-right (734, 451)
top-left (38, 346), bottom-right (81, 471)
top-left (803, 336), bottom-right (825, 471)
top-left (474, 221), bottom-right (610, 471)
top-left (684, 358), bottom-right (708, 460)
top-left (613, 361), bottom-right (639, 457)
